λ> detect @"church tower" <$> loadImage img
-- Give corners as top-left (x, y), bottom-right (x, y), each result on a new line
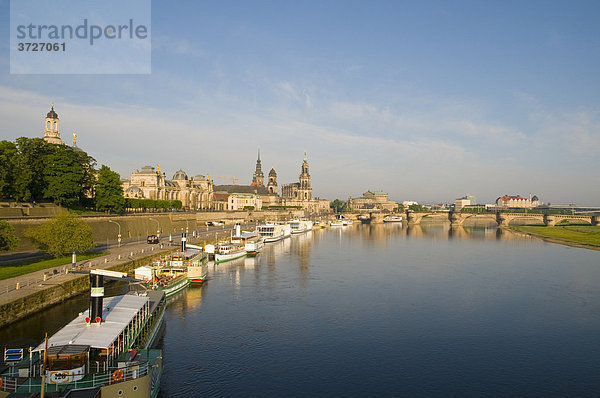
top-left (43, 104), bottom-right (64, 145)
top-left (298, 153), bottom-right (312, 201)
top-left (267, 167), bottom-right (278, 194)
top-left (251, 148), bottom-right (264, 187)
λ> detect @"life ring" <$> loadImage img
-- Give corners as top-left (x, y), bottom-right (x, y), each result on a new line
top-left (112, 369), bottom-right (124, 382)
top-left (0, 377), bottom-right (3, 388)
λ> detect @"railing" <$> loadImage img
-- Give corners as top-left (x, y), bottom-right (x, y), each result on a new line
top-left (0, 361), bottom-right (152, 393)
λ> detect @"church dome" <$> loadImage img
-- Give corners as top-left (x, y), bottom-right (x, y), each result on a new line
top-left (125, 185), bottom-right (143, 194)
top-left (531, 195), bottom-right (539, 202)
top-left (47, 106), bottom-right (59, 119)
top-left (173, 170), bottom-right (188, 180)
top-left (269, 168), bottom-right (277, 177)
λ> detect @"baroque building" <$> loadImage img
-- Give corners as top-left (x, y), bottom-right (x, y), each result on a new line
top-left (122, 166), bottom-right (214, 210)
top-left (281, 154), bottom-right (329, 214)
top-left (251, 149), bottom-right (264, 187)
top-left (495, 194), bottom-right (540, 208)
top-left (267, 167), bottom-right (278, 194)
top-left (42, 105), bottom-right (65, 145)
top-left (347, 190), bottom-right (398, 211)
top-left (281, 153), bottom-right (312, 201)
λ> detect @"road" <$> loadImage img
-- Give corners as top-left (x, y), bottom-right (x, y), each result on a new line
top-left (0, 223), bottom-right (255, 306)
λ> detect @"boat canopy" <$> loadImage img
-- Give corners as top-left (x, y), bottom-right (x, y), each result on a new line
top-left (34, 294), bottom-right (149, 352)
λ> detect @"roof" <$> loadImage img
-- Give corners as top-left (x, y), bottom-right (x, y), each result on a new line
top-left (47, 105), bottom-right (59, 119)
top-left (498, 195), bottom-right (528, 201)
top-left (173, 169), bottom-right (188, 180)
top-left (35, 294), bottom-right (149, 351)
top-left (213, 192), bottom-right (230, 201)
top-left (125, 185), bottom-right (142, 193)
top-left (214, 184), bottom-right (270, 195)
top-left (140, 165), bottom-right (155, 174)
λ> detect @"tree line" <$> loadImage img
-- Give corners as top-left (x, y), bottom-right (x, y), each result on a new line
top-left (0, 137), bottom-right (127, 212)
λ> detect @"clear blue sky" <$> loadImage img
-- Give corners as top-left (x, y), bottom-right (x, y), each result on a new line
top-left (0, 0), bottom-right (599, 205)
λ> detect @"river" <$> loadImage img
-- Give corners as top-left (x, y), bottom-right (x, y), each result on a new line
top-left (2, 223), bottom-right (600, 396)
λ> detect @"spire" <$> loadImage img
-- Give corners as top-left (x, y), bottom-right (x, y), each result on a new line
top-left (304, 151), bottom-right (307, 162)
top-left (258, 147), bottom-right (261, 162)
top-left (73, 132), bottom-right (77, 146)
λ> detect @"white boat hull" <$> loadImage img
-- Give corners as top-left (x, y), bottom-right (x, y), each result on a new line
top-left (215, 250), bottom-right (246, 263)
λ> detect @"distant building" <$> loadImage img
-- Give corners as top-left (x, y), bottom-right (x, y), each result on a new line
top-left (42, 105), bottom-right (65, 145)
top-left (251, 149), bottom-right (264, 187)
top-left (495, 194), bottom-right (540, 208)
top-left (402, 201), bottom-right (418, 208)
top-left (122, 166), bottom-right (214, 210)
top-left (267, 167), bottom-right (278, 194)
top-left (281, 153), bottom-right (312, 201)
top-left (455, 195), bottom-right (477, 211)
top-left (430, 203), bottom-right (447, 211)
top-left (281, 154), bottom-right (330, 214)
top-left (348, 190), bottom-right (398, 212)
top-left (213, 184), bottom-right (279, 208)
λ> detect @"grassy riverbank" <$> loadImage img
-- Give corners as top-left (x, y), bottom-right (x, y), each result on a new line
top-left (509, 224), bottom-right (600, 249)
top-left (0, 252), bottom-right (105, 280)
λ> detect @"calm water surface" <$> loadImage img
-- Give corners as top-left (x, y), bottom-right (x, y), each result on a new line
top-left (159, 224), bottom-right (600, 397)
top-left (2, 224), bottom-right (600, 397)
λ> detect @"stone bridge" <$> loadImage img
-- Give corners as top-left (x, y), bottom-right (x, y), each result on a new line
top-left (405, 211), bottom-right (600, 227)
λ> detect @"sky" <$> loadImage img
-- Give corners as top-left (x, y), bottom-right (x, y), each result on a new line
top-left (0, 0), bottom-right (599, 205)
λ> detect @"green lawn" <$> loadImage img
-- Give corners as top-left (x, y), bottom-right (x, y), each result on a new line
top-left (0, 252), bottom-right (106, 281)
top-left (511, 225), bottom-right (600, 248)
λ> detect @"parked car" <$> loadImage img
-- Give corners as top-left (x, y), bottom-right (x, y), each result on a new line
top-left (147, 235), bottom-right (160, 244)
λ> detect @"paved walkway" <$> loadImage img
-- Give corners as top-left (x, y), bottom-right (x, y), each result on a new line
top-left (0, 224), bottom-right (249, 306)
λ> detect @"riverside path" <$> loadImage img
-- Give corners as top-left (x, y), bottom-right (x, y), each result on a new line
top-left (0, 222), bottom-right (255, 307)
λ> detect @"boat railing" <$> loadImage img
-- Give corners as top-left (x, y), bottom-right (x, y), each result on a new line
top-left (0, 361), bottom-right (153, 393)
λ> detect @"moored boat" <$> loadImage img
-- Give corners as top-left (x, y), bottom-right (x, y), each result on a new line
top-left (257, 223), bottom-right (285, 243)
top-left (135, 252), bottom-right (196, 297)
top-left (290, 220), bottom-right (314, 234)
top-left (383, 215), bottom-right (403, 223)
top-left (214, 242), bottom-right (246, 263)
top-left (0, 270), bottom-right (164, 398)
top-left (243, 234), bottom-right (264, 257)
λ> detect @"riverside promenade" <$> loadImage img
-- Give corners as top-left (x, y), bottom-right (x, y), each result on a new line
top-left (0, 223), bottom-right (250, 309)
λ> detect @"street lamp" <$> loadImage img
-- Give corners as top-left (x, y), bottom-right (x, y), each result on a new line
top-left (108, 220), bottom-right (122, 247)
top-left (149, 217), bottom-right (161, 237)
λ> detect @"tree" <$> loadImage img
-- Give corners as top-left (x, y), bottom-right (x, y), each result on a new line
top-left (408, 203), bottom-right (428, 212)
top-left (95, 165), bottom-right (125, 213)
top-left (11, 137), bottom-right (55, 202)
top-left (0, 220), bottom-right (19, 251)
top-left (330, 199), bottom-right (347, 213)
top-left (43, 148), bottom-right (86, 207)
top-left (396, 204), bottom-right (405, 212)
top-left (0, 141), bottom-right (17, 200)
top-left (25, 212), bottom-right (94, 257)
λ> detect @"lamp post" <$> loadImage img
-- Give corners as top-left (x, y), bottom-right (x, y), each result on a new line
top-left (149, 217), bottom-right (161, 237)
top-left (108, 220), bottom-right (122, 247)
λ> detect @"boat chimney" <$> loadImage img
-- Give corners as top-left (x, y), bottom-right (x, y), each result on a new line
top-left (235, 223), bottom-right (241, 237)
top-left (181, 231), bottom-right (187, 252)
top-left (89, 273), bottom-right (104, 323)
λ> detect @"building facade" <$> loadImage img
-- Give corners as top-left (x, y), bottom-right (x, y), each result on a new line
top-left (347, 190), bottom-right (398, 212)
top-left (280, 154), bottom-right (329, 214)
top-left (495, 194), bottom-right (540, 208)
top-left (267, 167), bottom-right (278, 194)
top-left (251, 149), bottom-right (264, 187)
top-left (122, 166), bottom-right (214, 210)
top-left (455, 195), bottom-right (476, 211)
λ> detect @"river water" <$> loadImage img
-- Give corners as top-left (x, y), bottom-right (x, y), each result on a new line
top-left (3, 224), bottom-right (600, 396)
